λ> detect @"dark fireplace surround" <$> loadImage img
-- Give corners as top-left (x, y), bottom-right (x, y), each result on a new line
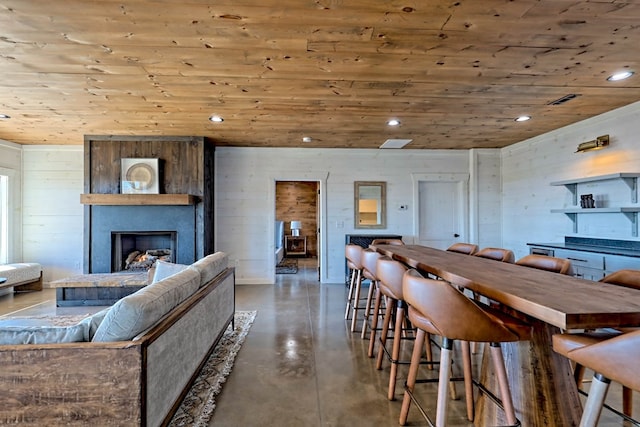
top-left (90, 205), bottom-right (194, 273)
top-left (82, 136), bottom-right (215, 274)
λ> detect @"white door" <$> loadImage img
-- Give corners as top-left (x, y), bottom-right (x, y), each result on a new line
top-left (417, 180), bottom-right (466, 249)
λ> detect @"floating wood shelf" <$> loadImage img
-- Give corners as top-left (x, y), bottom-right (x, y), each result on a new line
top-left (80, 194), bottom-right (198, 206)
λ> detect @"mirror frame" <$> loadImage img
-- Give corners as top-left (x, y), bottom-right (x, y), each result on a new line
top-left (354, 181), bottom-right (386, 229)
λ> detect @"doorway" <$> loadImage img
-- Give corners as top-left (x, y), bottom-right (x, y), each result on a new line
top-left (275, 181), bottom-right (320, 279)
top-left (413, 173), bottom-right (469, 250)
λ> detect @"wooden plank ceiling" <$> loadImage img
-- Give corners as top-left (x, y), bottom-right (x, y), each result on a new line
top-left (1, 0), bottom-right (640, 149)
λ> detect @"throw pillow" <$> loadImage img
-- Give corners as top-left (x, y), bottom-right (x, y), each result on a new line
top-left (152, 260), bottom-right (188, 283)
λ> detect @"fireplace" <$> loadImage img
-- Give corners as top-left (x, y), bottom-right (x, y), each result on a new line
top-left (82, 136), bottom-right (216, 274)
top-left (112, 231), bottom-right (177, 272)
top-left (88, 205), bottom-right (197, 273)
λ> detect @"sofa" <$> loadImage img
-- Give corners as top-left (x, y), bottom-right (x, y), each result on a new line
top-left (0, 263), bottom-right (43, 293)
top-left (0, 252), bottom-right (235, 426)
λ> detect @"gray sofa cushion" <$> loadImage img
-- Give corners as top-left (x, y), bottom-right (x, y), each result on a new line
top-left (92, 267), bottom-right (200, 342)
top-left (189, 252), bottom-right (228, 287)
top-left (0, 314), bottom-right (98, 345)
top-left (0, 325), bottom-right (87, 345)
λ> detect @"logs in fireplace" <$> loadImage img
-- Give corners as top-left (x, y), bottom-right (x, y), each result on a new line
top-left (112, 231), bottom-right (176, 272)
top-left (124, 248), bottom-right (172, 271)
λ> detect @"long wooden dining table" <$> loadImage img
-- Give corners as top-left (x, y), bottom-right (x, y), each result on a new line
top-left (371, 244), bottom-right (640, 426)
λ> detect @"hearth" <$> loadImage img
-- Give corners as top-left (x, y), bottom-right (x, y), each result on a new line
top-left (112, 231), bottom-right (176, 272)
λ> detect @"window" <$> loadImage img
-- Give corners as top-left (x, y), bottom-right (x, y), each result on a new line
top-left (0, 174), bottom-right (7, 264)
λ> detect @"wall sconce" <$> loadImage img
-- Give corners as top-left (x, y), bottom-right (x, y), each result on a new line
top-left (290, 221), bottom-right (302, 236)
top-left (576, 135), bottom-right (609, 153)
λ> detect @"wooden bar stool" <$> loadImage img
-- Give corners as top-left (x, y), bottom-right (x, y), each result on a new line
top-left (360, 248), bottom-right (383, 339)
top-left (515, 254), bottom-right (571, 274)
top-left (553, 329), bottom-right (640, 427)
top-left (446, 242), bottom-right (478, 255)
top-left (345, 244), bottom-right (364, 332)
top-left (400, 269), bottom-right (531, 426)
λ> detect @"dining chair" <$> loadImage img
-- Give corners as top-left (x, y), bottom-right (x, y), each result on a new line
top-left (360, 248), bottom-right (383, 339)
top-left (399, 269), bottom-right (531, 426)
top-left (553, 329), bottom-right (640, 427)
top-left (345, 244), bottom-right (364, 331)
top-left (446, 242), bottom-right (478, 256)
top-left (515, 254), bottom-right (572, 274)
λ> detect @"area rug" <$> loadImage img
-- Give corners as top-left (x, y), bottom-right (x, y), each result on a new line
top-left (276, 257), bottom-right (298, 274)
top-left (168, 310), bottom-right (256, 427)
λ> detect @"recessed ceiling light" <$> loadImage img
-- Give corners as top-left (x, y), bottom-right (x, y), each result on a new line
top-left (607, 71), bottom-right (635, 82)
top-left (302, 136), bottom-right (312, 143)
top-left (208, 115), bottom-right (224, 123)
top-left (515, 115), bottom-right (531, 122)
top-left (387, 119), bottom-right (401, 126)
top-left (0, 114), bottom-right (10, 119)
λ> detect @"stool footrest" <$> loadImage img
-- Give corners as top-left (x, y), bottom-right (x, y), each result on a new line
top-left (577, 388), bottom-right (640, 426)
top-left (404, 376), bottom-right (523, 427)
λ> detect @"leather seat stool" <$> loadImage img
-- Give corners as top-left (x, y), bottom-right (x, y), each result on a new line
top-left (515, 254), bottom-right (571, 274)
top-left (400, 269), bottom-right (531, 426)
top-left (572, 269), bottom-right (640, 420)
top-left (345, 244), bottom-right (364, 332)
top-left (371, 238), bottom-right (404, 246)
top-left (360, 248), bottom-right (383, 339)
top-left (474, 247), bottom-right (515, 263)
top-left (553, 329), bottom-right (640, 427)
top-left (374, 256), bottom-right (433, 400)
top-left (446, 242), bottom-right (478, 255)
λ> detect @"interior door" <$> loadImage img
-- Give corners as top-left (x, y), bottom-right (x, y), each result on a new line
top-left (417, 180), bottom-right (465, 249)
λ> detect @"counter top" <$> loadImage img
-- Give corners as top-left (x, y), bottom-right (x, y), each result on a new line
top-left (528, 237), bottom-right (640, 258)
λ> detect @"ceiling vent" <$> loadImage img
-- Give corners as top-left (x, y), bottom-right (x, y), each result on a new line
top-left (380, 139), bottom-right (412, 149)
top-left (548, 94), bottom-right (581, 105)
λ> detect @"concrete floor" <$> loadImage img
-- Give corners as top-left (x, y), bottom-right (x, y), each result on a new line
top-left (0, 259), bottom-right (636, 426)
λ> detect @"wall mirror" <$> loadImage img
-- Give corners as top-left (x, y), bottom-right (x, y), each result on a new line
top-left (354, 181), bottom-right (386, 229)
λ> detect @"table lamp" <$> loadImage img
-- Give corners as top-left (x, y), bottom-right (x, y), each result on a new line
top-left (290, 221), bottom-right (301, 236)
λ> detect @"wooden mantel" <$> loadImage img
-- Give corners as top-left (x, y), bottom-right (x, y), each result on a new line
top-left (80, 194), bottom-right (198, 206)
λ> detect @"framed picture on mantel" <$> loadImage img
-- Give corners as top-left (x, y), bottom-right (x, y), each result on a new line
top-left (121, 158), bottom-right (160, 194)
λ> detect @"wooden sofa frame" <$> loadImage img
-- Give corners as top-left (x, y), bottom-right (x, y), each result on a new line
top-left (0, 267), bottom-right (235, 426)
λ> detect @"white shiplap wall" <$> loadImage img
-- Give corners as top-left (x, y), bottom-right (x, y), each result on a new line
top-left (501, 100), bottom-right (640, 261)
top-left (15, 144), bottom-right (501, 284)
top-left (215, 147), bottom-right (502, 284)
top-left (21, 146), bottom-right (84, 282)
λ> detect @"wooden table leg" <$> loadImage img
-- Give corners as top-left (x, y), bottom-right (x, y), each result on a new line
top-left (474, 319), bottom-right (583, 426)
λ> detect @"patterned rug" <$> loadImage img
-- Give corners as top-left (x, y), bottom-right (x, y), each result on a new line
top-left (168, 310), bottom-right (256, 426)
top-left (276, 257), bottom-right (298, 274)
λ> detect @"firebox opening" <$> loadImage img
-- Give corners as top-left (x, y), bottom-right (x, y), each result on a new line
top-left (111, 231), bottom-right (177, 272)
